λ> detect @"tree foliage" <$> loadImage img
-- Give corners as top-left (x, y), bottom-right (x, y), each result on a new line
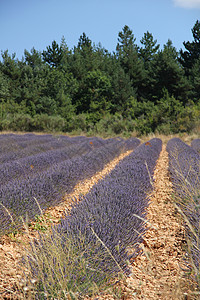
top-left (179, 20), bottom-right (200, 74)
top-left (0, 21), bottom-right (199, 135)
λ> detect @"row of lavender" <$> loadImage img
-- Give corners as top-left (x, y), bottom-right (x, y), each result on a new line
top-left (191, 138), bottom-right (200, 153)
top-left (29, 138), bottom-right (162, 297)
top-left (0, 134), bottom-right (140, 235)
top-left (0, 138), bottom-right (117, 186)
top-left (167, 138), bottom-right (200, 287)
top-left (0, 134), bottom-right (118, 188)
top-left (0, 134), bottom-right (116, 164)
top-left (0, 134), bottom-right (64, 160)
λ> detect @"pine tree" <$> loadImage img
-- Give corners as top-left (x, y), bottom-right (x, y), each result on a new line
top-left (139, 31), bottom-right (160, 67)
top-left (24, 47), bottom-right (43, 70)
top-left (151, 40), bottom-right (190, 103)
top-left (42, 40), bottom-right (63, 68)
top-left (189, 58), bottom-right (200, 102)
top-left (116, 25), bottom-right (145, 99)
top-left (138, 32), bottom-right (160, 101)
top-left (179, 20), bottom-right (200, 75)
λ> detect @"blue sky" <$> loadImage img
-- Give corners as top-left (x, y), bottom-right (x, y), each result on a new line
top-left (0, 0), bottom-right (200, 59)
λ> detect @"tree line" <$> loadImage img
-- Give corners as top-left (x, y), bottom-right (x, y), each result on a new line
top-left (0, 21), bottom-right (200, 136)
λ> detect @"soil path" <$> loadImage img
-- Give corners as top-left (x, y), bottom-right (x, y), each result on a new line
top-left (0, 150), bottom-right (133, 299)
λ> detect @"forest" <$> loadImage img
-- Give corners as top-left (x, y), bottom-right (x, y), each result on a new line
top-left (0, 20), bottom-right (200, 136)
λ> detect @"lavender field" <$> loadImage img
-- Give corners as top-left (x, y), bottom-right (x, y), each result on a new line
top-left (25, 137), bottom-right (162, 297)
top-left (0, 133), bottom-right (141, 235)
top-left (0, 133), bottom-right (199, 298)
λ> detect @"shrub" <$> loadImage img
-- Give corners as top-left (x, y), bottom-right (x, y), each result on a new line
top-left (0, 113), bottom-right (33, 131)
top-left (33, 114), bottom-right (66, 132)
top-left (66, 113), bottom-right (89, 132)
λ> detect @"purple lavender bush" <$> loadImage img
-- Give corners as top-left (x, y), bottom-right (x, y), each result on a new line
top-left (59, 138), bottom-right (162, 272)
top-left (0, 134), bottom-right (111, 164)
top-left (191, 139), bottom-right (200, 154)
top-left (0, 139), bottom-right (114, 187)
top-left (27, 138), bottom-right (162, 298)
top-left (167, 138), bottom-right (200, 288)
top-left (0, 137), bottom-right (140, 236)
top-left (0, 134), bottom-right (54, 156)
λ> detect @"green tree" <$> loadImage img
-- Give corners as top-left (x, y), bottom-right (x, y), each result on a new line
top-left (24, 47), bottom-right (43, 70)
top-left (60, 36), bottom-right (71, 72)
top-left (179, 20), bottom-right (200, 75)
top-left (57, 91), bottom-right (75, 121)
top-left (42, 40), bottom-right (63, 68)
top-left (116, 25), bottom-right (145, 99)
top-left (35, 96), bottom-right (57, 115)
top-left (42, 67), bottom-right (77, 115)
top-left (0, 50), bottom-right (22, 104)
top-left (69, 33), bottom-right (95, 80)
top-left (139, 31), bottom-right (160, 67)
top-left (0, 50), bottom-right (20, 79)
top-left (0, 70), bottom-right (9, 103)
top-left (138, 32), bottom-right (160, 101)
top-left (77, 32), bottom-right (93, 51)
top-left (116, 25), bottom-right (137, 58)
top-left (189, 58), bottom-right (200, 102)
top-left (109, 60), bottom-right (136, 115)
top-left (75, 70), bottom-right (111, 119)
top-left (154, 90), bottom-right (198, 133)
top-left (151, 40), bottom-right (189, 102)
top-left (179, 20), bottom-right (200, 102)
top-left (21, 50), bottom-right (49, 115)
